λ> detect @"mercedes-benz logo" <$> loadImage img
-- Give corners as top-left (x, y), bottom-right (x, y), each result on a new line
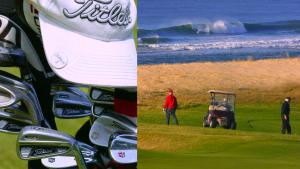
top-left (52, 52), bottom-right (68, 69)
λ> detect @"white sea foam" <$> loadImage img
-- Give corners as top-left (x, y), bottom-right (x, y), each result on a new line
top-left (191, 19), bottom-right (247, 34)
top-left (143, 37), bottom-right (300, 51)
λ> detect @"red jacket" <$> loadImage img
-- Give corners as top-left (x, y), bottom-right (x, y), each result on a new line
top-left (164, 95), bottom-right (177, 109)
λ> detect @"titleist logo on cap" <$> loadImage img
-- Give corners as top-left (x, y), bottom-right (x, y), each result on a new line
top-left (63, 0), bottom-right (132, 26)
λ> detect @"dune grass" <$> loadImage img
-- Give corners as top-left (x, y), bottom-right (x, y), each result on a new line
top-left (138, 58), bottom-right (300, 106)
top-left (138, 58), bottom-right (300, 169)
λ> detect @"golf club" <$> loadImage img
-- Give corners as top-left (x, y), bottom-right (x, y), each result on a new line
top-left (89, 87), bottom-right (114, 105)
top-left (89, 110), bottom-right (137, 147)
top-left (0, 104), bottom-right (33, 133)
top-left (0, 72), bottom-right (50, 131)
top-left (0, 83), bottom-right (40, 123)
top-left (109, 133), bottom-right (137, 164)
top-left (0, 46), bottom-right (26, 67)
top-left (0, 15), bottom-right (46, 74)
top-left (0, 71), bottom-right (40, 110)
top-left (92, 103), bottom-right (114, 117)
top-left (41, 141), bottom-right (98, 168)
top-left (52, 87), bottom-right (92, 118)
top-left (0, 85), bottom-right (17, 107)
top-left (17, 126), bottom-right (87, 169)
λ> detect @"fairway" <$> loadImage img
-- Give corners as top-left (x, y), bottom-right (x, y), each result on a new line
top-left (138, 105), bottom-right (300, 169)
top-left (138, 58), bottom-right (300, 169)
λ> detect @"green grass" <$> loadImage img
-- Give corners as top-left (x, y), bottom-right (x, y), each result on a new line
top-left (138, 103), bottom-right (300, 169)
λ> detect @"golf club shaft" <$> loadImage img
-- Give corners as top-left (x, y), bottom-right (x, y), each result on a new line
top-left (73, 144), bottom-right (88, 169)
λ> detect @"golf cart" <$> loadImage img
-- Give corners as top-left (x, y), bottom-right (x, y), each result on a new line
top-left (203, 90), bottom-right (237, 129)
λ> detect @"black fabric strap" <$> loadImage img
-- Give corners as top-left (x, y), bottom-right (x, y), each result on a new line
top-left (115, 89), bottom-right (137, 101)
top-left (0, 21), bottom-right (13, 40)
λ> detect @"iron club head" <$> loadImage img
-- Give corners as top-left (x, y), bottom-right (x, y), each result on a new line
top-left (0, 85), bottom-right (17, 107)
top-left (89, 87), bottom-right (114, 104)
top-left (0, 72), bottom-right (49, 133)
top-left (52, 87), bottom-right (92, 118)
top-left (109, 133), bottom-right (137, 164)
top-left (89, 110), bottom-right (137, 147)
top-left (0, 71), bottom-right (45, 123)
top-left (17, 126), bottom-right (87, 169)
top-left (41, 141), bottom-right (98, 168)
top-left (0, 104), bottom-right (33, 133)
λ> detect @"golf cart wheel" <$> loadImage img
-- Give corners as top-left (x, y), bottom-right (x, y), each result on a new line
top-left (203, 116), bottom-right (209, 127)
top-left (203, 121), bottom-right (209, 127)
top-left (209, 118), bottom-right (218, 128)
top-left (230, 121), bottom-right (237, 130)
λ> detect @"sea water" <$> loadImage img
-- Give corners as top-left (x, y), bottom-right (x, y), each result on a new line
top-left (138, 0), bottom-right (300, 64)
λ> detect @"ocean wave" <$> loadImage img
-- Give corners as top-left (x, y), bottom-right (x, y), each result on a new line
top-left (140, 37), bottom-right (300, 51)
top-left (138, 35), bottom-right (172, 44)
top-left (138, 20), bottom-right (300, 39)
top-left (194, 20), bottom-right (247, 34)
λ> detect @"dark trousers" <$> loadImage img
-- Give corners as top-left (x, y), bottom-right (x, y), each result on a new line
top-left (166, 108), bottom-right (179, 125)
top-left (281, 119), bottom-right (291, 134)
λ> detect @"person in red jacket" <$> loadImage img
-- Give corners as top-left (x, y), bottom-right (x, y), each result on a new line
top-left (163, 88), bottom-right (179, 125)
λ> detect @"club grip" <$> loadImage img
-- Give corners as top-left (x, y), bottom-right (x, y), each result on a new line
top-left (0, 50), bottom-right (25, 67)
top-left (0, 53), bottom-right (16, 66)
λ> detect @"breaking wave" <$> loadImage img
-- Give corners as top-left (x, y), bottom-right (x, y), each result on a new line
top-left (139, 20), bottom-right (300, 44)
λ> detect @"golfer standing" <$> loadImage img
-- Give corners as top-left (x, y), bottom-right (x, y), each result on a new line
top-left (163, 89), bottom-right (179, 125)
top-left (281, 97), bottom-right (291, 135)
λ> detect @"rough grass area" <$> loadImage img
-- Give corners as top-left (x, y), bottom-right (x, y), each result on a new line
top-left (138, 58), bottom-right (300, 169)
top-left (138, 58), bottom-right (300, 106)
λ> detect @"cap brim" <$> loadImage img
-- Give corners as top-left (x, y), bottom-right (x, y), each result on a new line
top-left (39, 14), bottom-right (137, 88)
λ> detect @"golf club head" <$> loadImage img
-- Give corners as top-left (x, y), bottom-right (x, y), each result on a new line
top-left (52, 87), bottom-right (92, 118)
top-left (89, 87), bottom-right (114, 104)
top-left (0, 71), bottom-right (44, 119)
top-left (41, 141), bottom-right (97, 168)
top-left (92, 104), bottom-right (114, 118)
top-left (0, 71), bottom-right (48, 133)
top-left (0, 83), bottom-right (41, 127)
top-left (109, 133), bottom-right (137, 164)
top-left (0, 104), bottom-right (34, 133)
top-left (89, 111), bottom-right (137, 147)
top-left (0, 85), bottom-right (17, 107)
top-left (17, 126), bottom-right (87, 169)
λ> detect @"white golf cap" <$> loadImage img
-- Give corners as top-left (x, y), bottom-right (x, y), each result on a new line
top-left (28, 0), bottom-right (137, 87)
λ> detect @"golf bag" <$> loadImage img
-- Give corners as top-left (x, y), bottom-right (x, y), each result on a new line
top-left (0, 3), bottom-right (137, 169)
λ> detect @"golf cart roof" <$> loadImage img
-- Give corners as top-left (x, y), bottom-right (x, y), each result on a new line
top-left (208, 90), bottom-right (236, 96)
